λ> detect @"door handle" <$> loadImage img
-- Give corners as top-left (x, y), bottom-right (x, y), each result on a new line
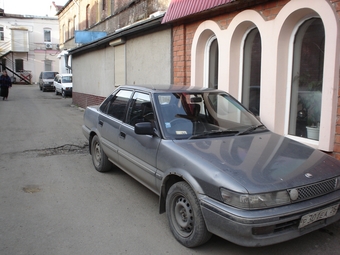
top-left (99, 120), bottom-right (104, 126)
top-left (119, 132), bottom-right (126, 139)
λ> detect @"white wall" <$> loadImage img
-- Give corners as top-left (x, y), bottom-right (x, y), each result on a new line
top-left (0, 15), bottom-right (59, 83)
top-left (126, 29), bottom-right (172, 85)
top-left (72, 28), bottom-right (172, 97)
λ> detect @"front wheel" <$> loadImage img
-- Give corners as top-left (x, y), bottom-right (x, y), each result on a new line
top-left (91, 135), bottom-right (112, 172)
top-left (166, 181), bottom-right (211, 247)
top-left (62, 90), bottom-right (66, 98)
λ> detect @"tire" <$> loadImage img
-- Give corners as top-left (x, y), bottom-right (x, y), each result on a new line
top-left (62, 90), bottom-right (65, 98)
top-left (91, 135), bottom-right (112, 172)
top-left (166, 181), bottom-right (212, 247)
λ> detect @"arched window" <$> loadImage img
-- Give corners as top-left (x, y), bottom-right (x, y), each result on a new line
top-left (288, 18), bottom-right (324, 141)
top-left (86, 5), bottom-right (90, 29)
top-left (242, 28), bottom-right (261, 116)
top-left (204, 36), bottom-right (219, 88)
top-left (62, 24), bottom-right (65, 43)
top-left (68, 20), bottom-right (71, 40)
top-left (74, 15), bottom-right (77, 33)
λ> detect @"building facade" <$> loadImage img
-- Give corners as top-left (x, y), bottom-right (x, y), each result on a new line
top-left (162, 0), bottom-right (340, 157)
top-left (58, 0), bottom-right (171, 107)
top-left (58, 0), bottom-right (170, 50)
top-left (0, 14), bottom-right (60, 84)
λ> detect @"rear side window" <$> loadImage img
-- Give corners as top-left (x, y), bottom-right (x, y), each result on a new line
top-left (62, 76), bottom-right (72, 83)
top-left (101, 90), bottom-right (132, 121)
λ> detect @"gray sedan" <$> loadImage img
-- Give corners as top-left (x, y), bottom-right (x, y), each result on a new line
top-left (82, 85), bottom-right (340, 248)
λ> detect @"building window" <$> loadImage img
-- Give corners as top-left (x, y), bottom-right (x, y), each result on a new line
top-left (15, 59), bottom-right (24, 72)
top-left (68, 20), bottom-right (71, 40)
top-left (44, 28), bottom-right (51, 42)
top-left (44, 60), bottom-right (52, 71)
top-left (242, 28), bottom-right (261, 116)
top-left (288, 18), bottom-right (324, 141)
top-left (86, 5), bottom-right (90, 28)
top-left (63, 24), bottom-right (66, 43)
top-left (205, 36), bottom-right (218, 89)
top-left (0, 26), bottom-right (4, 41)
top-left (73, 15), bottom-right (77, 34)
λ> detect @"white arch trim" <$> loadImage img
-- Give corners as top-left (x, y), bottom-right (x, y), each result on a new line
top-left (276, 0), bottom-right (340, 151)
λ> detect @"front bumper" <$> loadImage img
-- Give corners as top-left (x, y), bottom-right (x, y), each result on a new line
top-left (200, 190), bottom-right (340, 247)
top-left (42, 84), bottom-right (55, 91)
top-left (63, 87), bottom-right (72, 96)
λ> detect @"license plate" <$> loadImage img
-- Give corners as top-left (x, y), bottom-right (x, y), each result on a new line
top-left (299, 204), bottom-right (339, 228)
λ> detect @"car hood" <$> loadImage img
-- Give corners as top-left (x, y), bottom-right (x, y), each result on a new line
top-left (174, 131), bottom-right (340, 193)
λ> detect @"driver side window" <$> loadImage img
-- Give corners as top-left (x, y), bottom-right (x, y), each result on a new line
top-left (127, 92), bottom-right (153, 126)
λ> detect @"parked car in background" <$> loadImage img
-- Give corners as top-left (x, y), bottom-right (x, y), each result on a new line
top-left (82, 85), bottom-right (340, 248)
top-left (39, 71), bottom-right (58, 92)
top-left (54, 74), bottom-right (73, 97)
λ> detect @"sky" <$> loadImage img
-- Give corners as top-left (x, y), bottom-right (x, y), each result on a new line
top-left (0, 0), bottom-right (68, 16)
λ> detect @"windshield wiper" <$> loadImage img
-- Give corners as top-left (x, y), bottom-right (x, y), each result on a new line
top-left (189, 130), bottom-right (239, 139)
top-left (236, 124), bottom-right (266, 136)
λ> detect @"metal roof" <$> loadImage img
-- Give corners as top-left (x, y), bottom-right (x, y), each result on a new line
top-left (162, 0), bottom-right (234, 23)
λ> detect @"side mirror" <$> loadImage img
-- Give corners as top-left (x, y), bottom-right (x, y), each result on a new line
top-left (134, 122), bottom-right (154, 135)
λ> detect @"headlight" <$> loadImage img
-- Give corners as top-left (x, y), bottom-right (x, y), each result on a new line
top-left (220, 188), bottom-right (290, 209)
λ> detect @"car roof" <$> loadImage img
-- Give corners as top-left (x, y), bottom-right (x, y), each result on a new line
top-left (58, 74), bottom-right (72, 76)
top-left (117, 85), bottom-right (224, 94)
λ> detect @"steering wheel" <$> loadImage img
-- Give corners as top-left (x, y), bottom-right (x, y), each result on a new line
top-left (169, 118), bottom-right (190, 128)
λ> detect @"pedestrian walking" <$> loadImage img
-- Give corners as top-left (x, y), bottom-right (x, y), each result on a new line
top-left (0, 70), bottom-right (12, 100)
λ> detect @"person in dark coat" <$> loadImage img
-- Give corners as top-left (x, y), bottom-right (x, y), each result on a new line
top-left (0, 70), bottom-right (12, 100)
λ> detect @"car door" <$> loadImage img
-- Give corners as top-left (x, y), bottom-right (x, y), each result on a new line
top-left (118, 91), bottom-right (161, 194)
top-left (54, 75), bottom-right (60, 92)
top-left (99, 89), bottom-right (133, 164)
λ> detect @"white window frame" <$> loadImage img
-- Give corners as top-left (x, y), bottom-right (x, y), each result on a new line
top-left (203, 35), bottom-right (217, 88)
top-left (0, 26), bottom-right (4, 41)
top-left (240, 27), bottom-right (261, 116)
top-left (44, 28), bottom-right (51, 43)
top-left (285, 16), bottom-right (324, 148)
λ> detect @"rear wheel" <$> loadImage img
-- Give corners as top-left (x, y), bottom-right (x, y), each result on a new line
top-left (91, 135), bottom-right (112, 172)
top-left (166, 181), bottom-right (211, 247)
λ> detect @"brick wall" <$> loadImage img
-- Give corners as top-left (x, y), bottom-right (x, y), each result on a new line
top-left (172, 0), bottom-right (290, 86)
top-left (72, 92), bottom-right (106, 109)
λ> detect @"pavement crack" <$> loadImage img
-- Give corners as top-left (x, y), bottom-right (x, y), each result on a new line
top-left (22, 143), bottom-right (89, 157)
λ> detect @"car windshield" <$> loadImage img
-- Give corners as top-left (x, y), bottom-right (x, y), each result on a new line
top-left (155, 92), bottom-right (266, 140)
top-left (62, 76), bottom-right (72, 83)
top-left (43, 72), bottom-right (56, 79)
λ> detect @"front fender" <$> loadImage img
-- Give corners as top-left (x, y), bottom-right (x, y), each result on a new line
top-left (158, 168), bottom-right (206, 214)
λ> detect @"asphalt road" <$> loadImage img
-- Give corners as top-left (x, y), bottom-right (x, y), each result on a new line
top-left (0, 85), bottom-right (340, 255)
